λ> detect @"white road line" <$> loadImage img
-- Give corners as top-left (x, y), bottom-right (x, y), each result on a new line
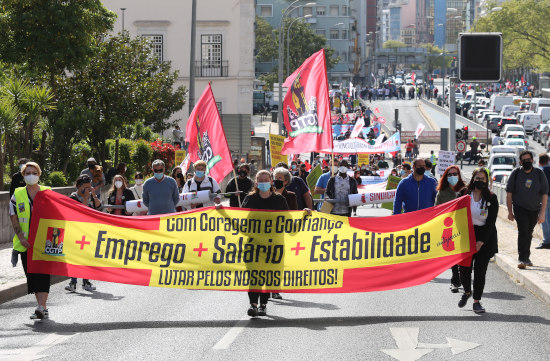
top-left (2, 333), bottom-right (78, 361)
top-left (213, 318), bottom-right (250, 350)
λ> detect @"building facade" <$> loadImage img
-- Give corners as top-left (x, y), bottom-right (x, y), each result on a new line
top-left (101, 0), bottom-right (255, 156)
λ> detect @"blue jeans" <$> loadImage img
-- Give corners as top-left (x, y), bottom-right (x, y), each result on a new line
top-left (541, 203), bottom-right (550, 245)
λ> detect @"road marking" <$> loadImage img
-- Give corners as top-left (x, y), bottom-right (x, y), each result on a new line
top-left (2, 333), bottom-right (79, 361)
top-left (381, 327), bottom-right (480, 361)
top-left (213, 318), bottom-right (250, 350)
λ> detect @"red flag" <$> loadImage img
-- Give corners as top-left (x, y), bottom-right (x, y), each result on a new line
top-left (281, 49), bottom-right (333, 154)
top-left (411, 72), bottom-right (416, 84)
top-left (374, 107), bottom-right (380, 114)
top-left (377, 116), bottom-right (386, 124)
top-left (304, 160), bottom-right (311, 171)
top-left (184, 84), bottom-right (233, 184)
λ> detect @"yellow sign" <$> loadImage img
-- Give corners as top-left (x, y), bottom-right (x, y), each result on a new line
top-left (358, 153), bottom-right (370, 166)
top-left (175, 150), bottom-right (186, 165)
top-left (269, 133), bottom-right (287, 168)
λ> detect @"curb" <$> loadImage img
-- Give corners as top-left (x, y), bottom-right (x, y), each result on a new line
top-left (0, 276), bottom-right (67, 305)
top-left (494, 253), bottom-right (550, 306)
top-left (417, 100), bottom-right (438, 131)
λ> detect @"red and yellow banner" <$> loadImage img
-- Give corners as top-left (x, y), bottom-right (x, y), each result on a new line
top-left (28, 191), bottom-right (475, 293)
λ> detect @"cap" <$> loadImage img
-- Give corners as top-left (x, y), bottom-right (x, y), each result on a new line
top-left (87, 157), bottom-right (97, 163)
top-left (472, 137), bottom-right (477, 140)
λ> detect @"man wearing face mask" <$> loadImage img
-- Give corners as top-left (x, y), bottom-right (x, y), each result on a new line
top-left (80, 157), bottom-right (105, 197)
top-left (275, 162), bottom-right (313, 210)
top-left (182, 160), bottom-right (222, 208)
top-left (225, 164), bottom-right (253, 207)
top-left (393, 158), bottom-right (437, 215)
top-left (143, 159), bottom-right (180, 215)
top-left (506, 150), bottom-right (549, 269)
top-left (314, 159), bottom-right (339, 211)
top-left (9, 158), bottom-right (29, 197)
top-left (325, 160), bottom-right (358, 217)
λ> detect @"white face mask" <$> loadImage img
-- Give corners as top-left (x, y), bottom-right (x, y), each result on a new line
top-left (24, 174), bottom-right (39, 185)
top-left (339, 166), bottom-right (348, 174)
top-left (135, 179), bottom-right (143, 186)
top-left (332, 166), bottom-right (339, 173)
top-left (115, 181), bottom-right (123, 189)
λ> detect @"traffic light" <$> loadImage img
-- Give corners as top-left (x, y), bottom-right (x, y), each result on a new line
top-left (463, 126), bottom-right (469, 140)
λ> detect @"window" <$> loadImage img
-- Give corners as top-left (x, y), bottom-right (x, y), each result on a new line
top-left (143, 35), bottom-right (163, 62)
top-left (260, 5), bottom-right (272, 17)
top-left (342, 5), bottom-right (349, 16)
top-left (330, 5), bottom-right (339, 16)
top-left (316, 6), bottom-right (326, 16)
top-left (199, 34), bottom-right (227, 77)
top-left (341, 29), bottom-right (348, 39)
top-left (330, 29), bottom-right (339, 39)
top-left (315, 29), bottom-right (326, 37)
top-left (303, 6), bottom-right (313, 16)
top-left (341, 51), bottom-right (347, 62)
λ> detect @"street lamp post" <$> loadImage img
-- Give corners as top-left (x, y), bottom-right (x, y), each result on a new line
top-left (189, 0), bottom-right (197, 114)
top-left (277, 1), bottom-right (316, 135)
top-left (120, 8), bottom-right (126, 32)
top-left (287, 15), bottom-right (312, 78)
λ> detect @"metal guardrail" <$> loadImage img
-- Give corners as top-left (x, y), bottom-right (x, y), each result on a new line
top-left (194, 60), bottom-right (228, 77)
top-left (420, 98), bottom-right (486, 131)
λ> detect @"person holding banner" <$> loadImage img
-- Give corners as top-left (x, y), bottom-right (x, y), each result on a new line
top-left (242, 170), bottom-right (289, 316)
top-left (225, 163), bottom-right (253, 208)
top-left (325, 160), bottom-right (359, 217)
top-left (393, 158), bottom-right (437, 215)
top-left (182, 160), bottom-right (222, 209)
top-left (458, 168), bottom-right (499, 313)
top-left (9, 162), bottom-right (51, 320)
top-left (106, 175), bottom-right (135, 216)
top-left (436, 165), bottom-right (467, 293)
top-left (66, 174), bottom-right (103, 293)
top-left (143, 159), bottom-right (180, 215)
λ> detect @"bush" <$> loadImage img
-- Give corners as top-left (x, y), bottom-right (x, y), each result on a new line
top-left (150, 139), bottom-right (176, 170)
top-left (66, 141), bottom-right (92, 183)
top-left (46, 171), bottom-right (67, 187)
top-left (133, 139), bottom-right (153, 174)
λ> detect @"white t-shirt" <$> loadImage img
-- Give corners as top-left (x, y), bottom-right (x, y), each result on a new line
top-left (471, 196), bottom-right (488, 226)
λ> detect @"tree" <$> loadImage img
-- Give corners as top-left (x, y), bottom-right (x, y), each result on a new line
top-left (421, 43), bottom-right (449, 76)
top-left (255, 16), bottom-right (339, 89)
top-left (56, 33), bottom-right (186, 165)
top-left (0, 0), bottom-right (116, 87)
top-left (0, 99), bottom-right (18, 188)
top-left (474, 0), bottom-right (550, 72)
top-left (383, 40), bottom-right (407, 49)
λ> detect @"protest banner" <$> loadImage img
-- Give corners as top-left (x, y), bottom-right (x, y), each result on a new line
top-left (414, 123), bottom-right (426, 139)
top-left (28, 190), bottom-right (475, 293)
top-left (175, 150), bottom-right (186, 166)
top-left (382, 175), bottom-right (403, 211)
top-left (269, 134), bottom-right (287, 168)
top-left (306, 165), bottom-right (323, 200)
top-left (437, 150), bottom-right (456, 175)
top-left (324, 132), bottom-right (400, 154)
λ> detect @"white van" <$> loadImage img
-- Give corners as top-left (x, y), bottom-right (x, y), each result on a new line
top-left (518, 113), bottom-right (542, 134)
top-left (490, 95), bottom-right (515, 112)
top-left (538, 107), bottom-right (550, 122)
top-left (529, 98), bottom-right (550, 113)
top-left (501, 105), bottom-right (520, 117)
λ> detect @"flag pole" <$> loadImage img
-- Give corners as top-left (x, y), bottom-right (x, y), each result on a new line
top-left (232, 168), bottom-right (242, 208)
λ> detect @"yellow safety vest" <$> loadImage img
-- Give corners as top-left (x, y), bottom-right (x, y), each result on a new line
top-left (12, 185), bottom-right (50, 252)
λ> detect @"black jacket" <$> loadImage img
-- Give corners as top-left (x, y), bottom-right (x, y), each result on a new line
top-left (471, 192), bottom-right (499, 259)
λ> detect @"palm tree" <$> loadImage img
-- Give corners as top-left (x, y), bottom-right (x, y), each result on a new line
top-left (0, 100), bottom-right (19, 188)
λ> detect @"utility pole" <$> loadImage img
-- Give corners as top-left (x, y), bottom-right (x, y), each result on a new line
top-left (449, 77), bottom-right (457, 151)
top-left (188, 0), bottom-right (197, 113)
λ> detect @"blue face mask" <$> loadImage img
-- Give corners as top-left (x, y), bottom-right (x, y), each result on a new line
top-left (195, 170), bottom-right (205, 178)
top-left (257, 182), bottom-right (271, 192)
top-left (154, 172), bottom-right (164, 180)
top-left (448, 175), bottom-right (459, 186)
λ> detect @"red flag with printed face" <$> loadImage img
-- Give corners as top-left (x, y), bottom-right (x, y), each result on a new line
top-left (184, 84), bottom-right (233, 183)
top-left (281, 49), bottom-right (333, 154)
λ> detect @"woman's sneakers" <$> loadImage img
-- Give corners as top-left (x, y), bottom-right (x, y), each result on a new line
top-left (30, 306), bottom-right (48, 320)
top-left (65, 281), bottom-right (76, 292)
top-left (83, 280), bottom-right (96, 291)
top-left (458, 293), bottom-right (471, 308)
top-left (473, 302), bottom-right (486, 313)
top-left (247, 305), bottom-right (258, 317)
top-left (247, 304), bottom-right (267, 317)
top-left (450, 284), bottom-right (460, 293)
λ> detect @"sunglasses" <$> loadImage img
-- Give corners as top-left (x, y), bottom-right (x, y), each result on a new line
top-left (135, 175), bottom-right (144, 179)
top-left (153, 168), bottom-right (164, 173)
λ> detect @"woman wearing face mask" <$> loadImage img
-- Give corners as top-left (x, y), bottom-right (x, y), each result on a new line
top-left (129, 172), bottom-right (147, 215)
top-left (457, 168), bottom-right (499, 313)
top-left (171, 167), bottom-right (185, 193)
top-left (107, 175), bottom-right (134, 216)
top-left (66, 175), bottom-right (103, 293)
top-left (242, 170), bottom-right (289, 317)
top-left (436, 165), bottom-right (467, 293)
top-left (9, 162), bottom-right (51, 320)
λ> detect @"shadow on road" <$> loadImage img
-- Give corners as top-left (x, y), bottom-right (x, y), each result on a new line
top-left (23, 313), bottom-right (550, 334)
top-left (269, 297), bottom-right (339, 311)
top-left (482, 291), bottom-right (525, 301)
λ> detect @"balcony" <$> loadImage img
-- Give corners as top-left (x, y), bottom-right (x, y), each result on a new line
top-left (194, 60), bottom-right (228, 77)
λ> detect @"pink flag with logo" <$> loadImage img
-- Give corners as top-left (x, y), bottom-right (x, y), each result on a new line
top-left (184, 84), bottom-right (233, 183)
